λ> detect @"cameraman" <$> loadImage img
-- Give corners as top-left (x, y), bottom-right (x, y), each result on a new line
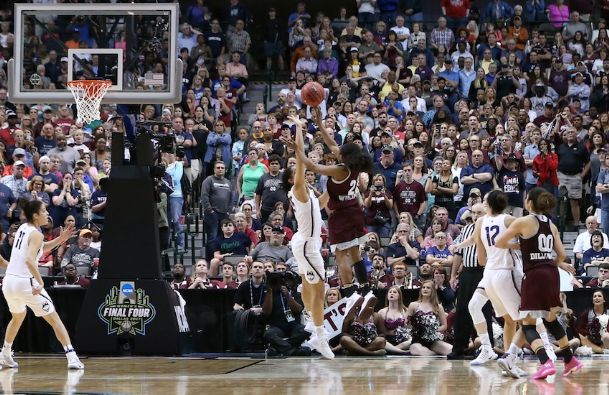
top-left (262, 271), bottom-right (309, 356)
top-left (231, 261), bottom-right (266, 352)
top-left (364, 174), bottom-right (393, 237)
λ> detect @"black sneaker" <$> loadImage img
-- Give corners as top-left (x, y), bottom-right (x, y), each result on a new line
top-left (446, 351), bottom-right (466, 360)
top-left (357, 283), bottom-right (371, 296)
top-left (265, 347), bottom-right (282, 358)
top-left (340, 284), bottom-right (358, 298)
top-left (290, 347), bottom-right (312, 357)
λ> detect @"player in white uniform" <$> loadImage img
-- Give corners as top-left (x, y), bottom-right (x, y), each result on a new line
top-left (0, 200), bottom-right (84, 369)
top-left (469, 191), bottom-right (522, 368)
top-left (283, 114), bottom-right (334, 359)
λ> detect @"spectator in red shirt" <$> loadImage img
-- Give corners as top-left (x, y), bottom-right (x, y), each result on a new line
top-left (212, 262), bottom-right (238, 289)
top-left (441, 0), bottom-right (471, 31)
top-left (0, 110), bottom-right (19, 146)
top-left (394, 162), bottom-right (428, 228)
top-left (57, 263), bottom-right (91, 288)
top-left (533, 139), bottom-right (559, 193)
top-left (169, 263), bottom-right (192, 289)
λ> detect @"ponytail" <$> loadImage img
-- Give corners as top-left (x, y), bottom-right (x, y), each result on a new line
top-left (528, 187), bottom-right (556, 214)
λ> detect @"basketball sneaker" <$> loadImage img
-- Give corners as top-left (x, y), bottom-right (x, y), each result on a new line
top-left (340, 284), bottom-right (358, 298)
top-left (563, 357), bottom-right (583, 377)
top-left (358, 291), bottom-right (378, 320)
top-left (470, 346), bottom-right (498, 366)
top-left (0, 348), bottom-right (18, 368)
top-left (66, 351), bottom-right (84, 370)
top-left (497, 353), bottom-right (521, 378)
top-left (344, 293), bottom-right (364, 320)
top-left (532, 360), bottom-right (556, 380)
top-left (309, 334), bottom-right (335, 360)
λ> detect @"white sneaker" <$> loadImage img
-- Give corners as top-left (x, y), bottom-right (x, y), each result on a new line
top-left (514, 365), bottom-right (528, 377)
top-left (497, 353), bottom-right (521, 378)
top-left (309, 334), bottom-right (335, 360)
top-left (344, 293), bottom-right (364, 317)
top-left (66, 351), bottom-right (84, 370)
top-left (546, 346), bottom-right (557, 362)
top-left (470, 346), bottom-right (498, 366)
top-left (0, 348), bottom-right (18, 368)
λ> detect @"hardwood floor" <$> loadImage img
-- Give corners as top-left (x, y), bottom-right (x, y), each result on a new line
top-left (1, 355), bottom-right (606, 394)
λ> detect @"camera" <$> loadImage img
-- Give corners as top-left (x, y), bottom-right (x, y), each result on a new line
top-left (266, 270), bottom-right (300, 290)
top-left (136, 123), bottom-right (176, 154)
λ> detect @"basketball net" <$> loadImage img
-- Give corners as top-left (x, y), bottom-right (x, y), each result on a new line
top-left (67, 80), bottom-right (112, 124)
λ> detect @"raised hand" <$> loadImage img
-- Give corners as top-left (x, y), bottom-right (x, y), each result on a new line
top-left (60, 224), bottom-right (76, 242)
top-left (287, 115), bottom-right (303, 128)
top-left (311, 107), bottom-right (323, 125)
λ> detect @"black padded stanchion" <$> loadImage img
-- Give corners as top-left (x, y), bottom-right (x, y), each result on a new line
top-left (76, 132), bottom-right (190, 355)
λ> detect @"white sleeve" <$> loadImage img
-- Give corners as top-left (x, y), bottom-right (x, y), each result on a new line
top-left (572, 234), bottom-right (584, 254)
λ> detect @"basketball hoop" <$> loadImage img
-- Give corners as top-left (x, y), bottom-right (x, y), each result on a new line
top-left (67, 80), bottom-right (112, 124)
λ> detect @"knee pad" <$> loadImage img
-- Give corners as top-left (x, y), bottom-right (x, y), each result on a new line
top-left (542, 318), bottom-right (566, 340)
top-left (468, 292), bottom-right (488, 325)
top-left (522, 324), bottom-right (541, 345)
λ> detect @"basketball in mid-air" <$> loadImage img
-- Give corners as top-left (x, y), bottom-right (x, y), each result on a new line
top-left (301, 82), bottom-right (325, 107)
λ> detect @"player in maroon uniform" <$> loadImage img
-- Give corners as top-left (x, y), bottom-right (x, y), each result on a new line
top-left (296, 108), bottom-right (373, 296)
top-left (496, 188), bottom-right (582, 380)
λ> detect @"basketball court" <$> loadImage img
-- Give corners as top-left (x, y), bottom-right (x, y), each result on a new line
top-left (0, 356), bottom-right (605, 394)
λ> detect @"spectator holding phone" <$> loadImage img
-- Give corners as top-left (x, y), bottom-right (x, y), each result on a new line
top-left (532, 139), bottom-right (559, 194)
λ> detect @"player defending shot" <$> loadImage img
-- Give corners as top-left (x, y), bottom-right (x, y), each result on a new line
top-left (0, 200), bottom-right (84, 369)
top-left (283, 115), bottom-right (334, 359)
top-left (297, 107), bottom-right (374, 297)
top-left (496, 188), bottom-right (582, 380)
top-left (469, 191), bottom-right (522, 370)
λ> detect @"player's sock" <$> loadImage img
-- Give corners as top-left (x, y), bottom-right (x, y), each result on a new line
top-left (506, 343), bottom-right (519, 355)
top-left (480, 333), bottom-right (492, 348)
top-left (557, 346), bottom-right (574, 364)
top-left (314, 326), bottom-right (325, 338)
top-left (64, 345), bottom-right (75, 353)
top-left (534, 346), bottom-right (550, 364)
top-left (3, 342), bottom-right (12, 351)
top-left (353, 260), bottom-right (368, 285)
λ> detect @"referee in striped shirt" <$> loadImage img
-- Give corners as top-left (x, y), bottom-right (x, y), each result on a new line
top-left (447, 203), bottom-right (494, 359)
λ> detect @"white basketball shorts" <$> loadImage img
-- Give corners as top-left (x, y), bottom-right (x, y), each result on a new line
top-left (2, 275), bottom-right (55, 317)
top-left (291, 234), bottom-right (325, 284)
top-left (477, 268), bottom-right (523, 321)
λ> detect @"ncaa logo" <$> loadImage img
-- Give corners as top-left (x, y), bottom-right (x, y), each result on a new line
top-left (306, 271), bottom-right (315, 282)
top-left (121, 283), bottom-right (134, 297)
top-left (42, 301), bottom-right (50, 312)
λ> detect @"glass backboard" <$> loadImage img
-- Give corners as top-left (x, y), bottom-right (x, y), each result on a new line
top-left (8, 3), bottom-right (182, 104)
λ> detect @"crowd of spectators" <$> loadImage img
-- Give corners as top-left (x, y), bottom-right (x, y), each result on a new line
top-left (170, 0), bottom-right (609, 355)
top-left (1, 1), bottom-right (609, 355)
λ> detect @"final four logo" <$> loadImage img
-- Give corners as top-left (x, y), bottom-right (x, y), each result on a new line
top-left (98, 282), bottom-right (156, 335)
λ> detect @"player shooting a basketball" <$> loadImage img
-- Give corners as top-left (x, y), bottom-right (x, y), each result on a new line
top-left (292, 107), bottom-right (374, 298)
top-left (282, 115), bottom-right (334, 359)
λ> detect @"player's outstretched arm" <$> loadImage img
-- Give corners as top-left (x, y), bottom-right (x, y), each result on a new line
top-left (287, 115), bottom-right (308, 203)
top-left (311, 107), bottom-right (340, 156)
